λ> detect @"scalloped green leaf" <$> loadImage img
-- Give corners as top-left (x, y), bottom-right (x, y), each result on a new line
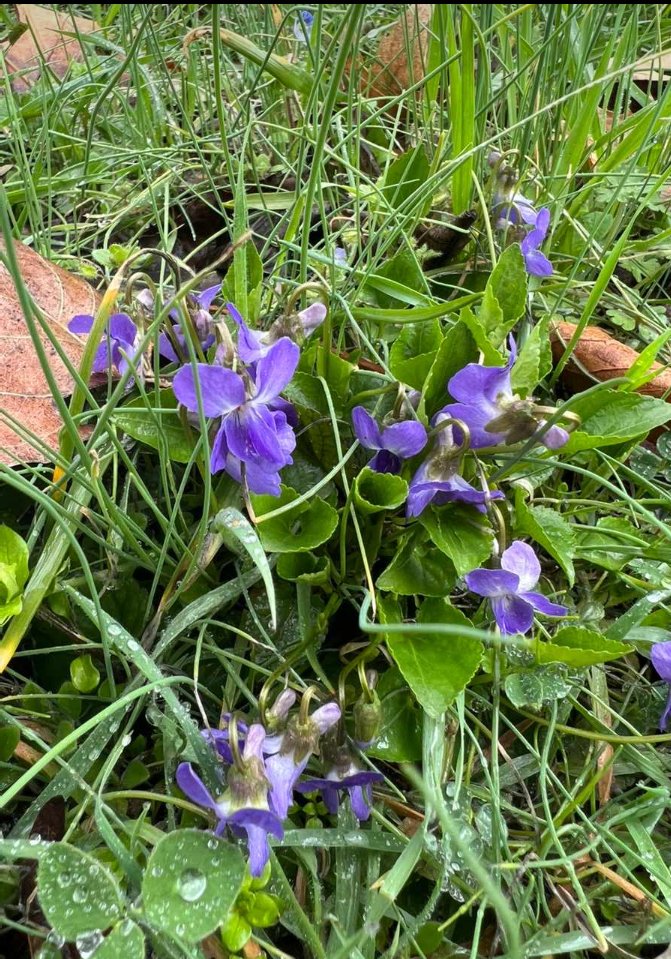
top-left (142, 830), bottom-right (245, 944)
top-left (37, 843), bottom-right (124, 939)
top-left (94, 921), bottom-right (145, 959)
top-left (420, 504), bottom-right (495, 576)
top-left (354, 468), bottom-right (408, 514)
top-left (535, 627), bottom-right (633, 667)
top-left (252, 487), bottom-right (338, 553)
top-left (386, 600), bottom-right (483, 718)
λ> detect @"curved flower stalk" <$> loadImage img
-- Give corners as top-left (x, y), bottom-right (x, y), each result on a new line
top-left (465, 541), bottom-right (567, 635)
top-left (351, 406), bottom-right (427, 474)
top-left (440, 340), bottom-right (569, 451)
top-left (407, 413), bottom-right (503, 518)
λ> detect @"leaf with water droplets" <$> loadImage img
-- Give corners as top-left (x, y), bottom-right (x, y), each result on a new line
top-left (91, 920), bottom-right (145, 959)
top-left (212, 507), bottom-right (277, 630)
top-left (142, 829), bottom-right (245, 944)
top-left (37, 843), bottom-right (123, 939)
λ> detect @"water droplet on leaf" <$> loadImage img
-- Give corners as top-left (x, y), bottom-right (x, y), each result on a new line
top-left (177, 867), bottom-right (207, 902)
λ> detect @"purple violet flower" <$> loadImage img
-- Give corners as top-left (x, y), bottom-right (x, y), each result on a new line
top-left (158, 284), bottom-right (220, 362)
top-left (172, 337), bottom-right (299, 494)
top-left (227, 301), bottom-right (326, 363)
top-left (650, 642), bottom-right (671, 729)
top-left (264, 702), bottom-right (341, 820)
top-left (465, 541), bottom-right (567, 635)
top-left (352, 407), bottom-right (427, 474)
top-left (407, 414), bottom-right (504, 518)
top-left (293, 9), bottom-right (314, 41)
top-left (440, 340), bottom-right (569, 451)
top-left (176, 724), bottom-right (284, 877)
top-left (296, 762), bottom-right (383, 821)
top-left (494, 191), bottom-right (538, 228)
top-left (521, 208), bottom-right (553, 277)
top-left (68, 313), bottom-right (140, 376)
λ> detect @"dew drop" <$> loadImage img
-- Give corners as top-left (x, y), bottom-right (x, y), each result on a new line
top-left (177, 867), bottom-right (207, 902)
top-left (75, 931), bottom-right (103, 959)
top-left (121, 733), bottom-right (132, 747)
top-left (58, 870), bottom-right (73, 886)
top-left (175, 922), bottom-right (186, 937)
top-left (72, 886), bottom-right (87, 904)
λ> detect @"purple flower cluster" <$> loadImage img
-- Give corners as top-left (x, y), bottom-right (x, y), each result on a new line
top-left (352, 340), bottom-right (568, 519)
top-left (176, 693), bottom-right (382, 875)
top-left (156, 284), bottom-right (220, 362)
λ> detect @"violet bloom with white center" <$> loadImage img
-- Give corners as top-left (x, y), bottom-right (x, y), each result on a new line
top-left (172, 337), bottom-right (299, 493)
top-left (68, 313), bottom-right (140, 376)
top-left (176, 724), bottom-right (284, 877)
top-left (441, 340), bottom-right (569, 451)
top-left (264, 702), bottom-right (341, 820)
top-left (521, 208), bottom-right (553, 277)
top-left (407, 414), bottom-right (504, 518)
top-left (296, 762), bottom-right (383, 822)
top-left (352, 407), bottom-right (427, 474)
top-left (650, 642), bottom-right (671, 729)
top-left (158, 284), bottom-right (220, 362)
top-left (465, 541), bottom-right (567, 635)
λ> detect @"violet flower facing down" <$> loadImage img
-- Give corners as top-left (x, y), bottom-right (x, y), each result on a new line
top-left (68, 313), bottom-right (140, 376)
top-left (296, 761), bottom-right (383, 821)
top-left (293, 9), bottom-right (314, 41)
top-left (650, 642), bottom-right (671, 729)
top-left (352, 407), bottom-right (427, 474)
top-left (264, 701), bottom-right (341, 820)
top-left (407, 414), bottom-right (503, 518)
top-left (172, 337), bottom-right (299, 495)
top-left (465, 541), bottom-right (567, 635)
top-left (158, 284), bottom-right (219, 362)
top-left (441, 341), bottom-right (569, 451)
top-left (521, 208), bottom-right (553, 278)
top-left (176, 724), bottom-right (284, 877)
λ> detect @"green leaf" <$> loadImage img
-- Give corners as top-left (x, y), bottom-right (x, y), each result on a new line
top-left (37, 844), bottom-right (124, 938)
top-left (420, 321), bottom-right (477, 419)
top-left (354, 468), bottom-right (408, 514)
top-left (277, 551), bottom-right (330, 585)
top-left (377, 534), bottom-right (455, 596)
top-left (564, 390), bottom-right (671, 453)
top-left (365, 248), bottom-right (430, 310)
top-left (252, 486), bottom-right (338, 553)
top-left (575, 517), bottom-right (647, 572)
top-left (69, 654), bottom-right (100, 694)
top-left (504, 664), bottom-right (574, 711)
top-left (142, 830), bottom-right (245, 944)
top-left (389, 318), bottom-right (443, 390)
top-left (420, 505), bottom-right (494, 576)
top-left (213, 507), bottom-right (277, 630)
top-left (457, 304), bottom-right (504, 364)
top-left (511, 316), bottom-right (552, 394)
top-left (535, 627), bottom-right (633, 667)
top-left (367, 668), bottom-right (422, 762)
top-left (378, 147), bottom-right (430, 211)
top-left (485, 244), bottom-right (527, 337)
top-left (114, 390), bottom-right (197, 463)
top-left (514, 498), bottom-right (576, 586)
top-left (94, 921), bottom-right (145, 959)
top-left (386, 600), bottom-right (483, 718)
top-left (316, 345), bottom-right (354, 415)
top-left (0, 726), bottom-right (19, 761)
top-left (0, 525), bottom-right (29, 622)
top-left (222, 244), bottom-right (263, 322)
